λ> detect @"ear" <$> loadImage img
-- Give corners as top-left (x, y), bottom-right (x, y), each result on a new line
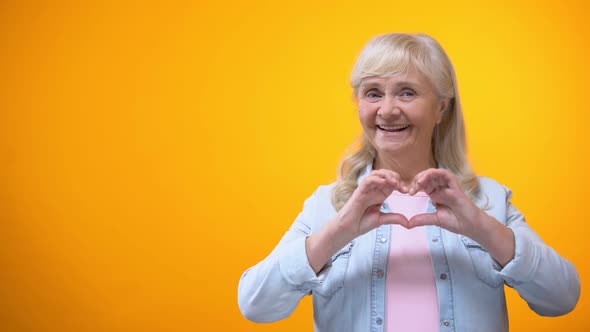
top-left (436, 97), bottom-right (450, 124)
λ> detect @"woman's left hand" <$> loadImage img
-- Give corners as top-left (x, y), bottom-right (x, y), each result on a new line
top-left (406, 168), bottom-right (488, 241)
top-left (407, 168), bottom-right (515, 266)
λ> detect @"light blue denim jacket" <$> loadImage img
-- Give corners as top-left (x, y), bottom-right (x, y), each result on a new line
top-left (238, 167), bottom-right (580, 331)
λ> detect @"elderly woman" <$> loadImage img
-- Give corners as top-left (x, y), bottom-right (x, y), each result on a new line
top-left (237, 33), bottom-right (580, 331)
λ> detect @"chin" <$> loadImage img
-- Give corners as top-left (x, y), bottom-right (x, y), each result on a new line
top-left (375, 144), bottom-right (407, 156)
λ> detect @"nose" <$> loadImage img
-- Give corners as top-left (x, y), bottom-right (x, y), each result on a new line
top-left (377, 96), bottom-right (400, 119)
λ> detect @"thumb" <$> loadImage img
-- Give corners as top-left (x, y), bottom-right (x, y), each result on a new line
top-left (408, 213), bottom-right (440, 229)
top-left (378, 212), bottom-right (409, 228)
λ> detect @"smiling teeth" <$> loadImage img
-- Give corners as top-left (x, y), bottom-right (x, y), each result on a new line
top-left (380, 125), bottom-right (409, 130)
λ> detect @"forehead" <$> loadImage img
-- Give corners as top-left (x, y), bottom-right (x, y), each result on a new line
top-left (359, 69), bottom-right (432, 89)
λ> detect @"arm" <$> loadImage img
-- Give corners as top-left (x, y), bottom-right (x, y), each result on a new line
top-left (239, 170), bottom-right (410, 322)
top-left (407, 169), bottom-right (580, 316)
top-left (237, 191), bottom-right (321, 323)
top-left (497, 190), bottom-right (580, 316)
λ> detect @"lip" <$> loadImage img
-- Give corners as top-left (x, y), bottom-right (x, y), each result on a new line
top-left (377, 124), bottom-right (411, 132)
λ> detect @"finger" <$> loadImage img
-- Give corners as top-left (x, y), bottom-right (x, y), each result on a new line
top-left (408, 172), bottom-right (423, 195)
top-left (422, 172), bottom-right (460, 205)
top-left (407, 213), bottom-right (440, 229)
top-left (431, 169), bottom-right (454, 189)
top-left (410, 171), bottom-right (431, 195)
top-left (418, 171), bottom-right (447, 195)
top-left (355, 176), bottom-right (384, 199)
top-left (422, 174), bottom-right (441, 195)
top-left (356, 176), bottom-right (397, 206)
top-left (396, 178), bottom-right (409, 194)
top-left (385, 172), bottom-right (404, 193)
top-left (361, 174), bottom-right (387, 188)
top-left (385, 170), bottom-right (406, 193)
top-left (372, 170), bottom-right (403, 192)
top-left (373, 170), bottom-right (405, 196)
top-left (409, 168), bottom-right (439, 195)
top-left (378, 212), bottom-right (409, 228)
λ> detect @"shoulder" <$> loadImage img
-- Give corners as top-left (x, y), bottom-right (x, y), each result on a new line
top-left (477, 176), bottom-right (515, 197)
top-left (303, 183), bottom-right (336, 216)
top-left (477, 176), bottom-right (507, 194)
top-left (315, 182), bottom-right (337, 196)
top-left (297, 183), bottom-right (338, 230)
top-left (475, 176), bottom-right (515, 216)
top-left (306, 182), bottom-right (337, 209)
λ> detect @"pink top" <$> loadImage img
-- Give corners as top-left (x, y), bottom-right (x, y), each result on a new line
top-left (385, 191), bottom-right (439, 332)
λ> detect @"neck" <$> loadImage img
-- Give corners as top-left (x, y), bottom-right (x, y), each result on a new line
top-left (374, 150), bottom-right (437, 187)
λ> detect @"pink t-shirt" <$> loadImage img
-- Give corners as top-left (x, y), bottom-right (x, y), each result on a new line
top-left (385, 191), bottom-right (439, 332)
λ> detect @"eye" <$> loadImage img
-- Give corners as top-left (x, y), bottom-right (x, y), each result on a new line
top-left (364, 90), bottom-right (382, 101)
top-left (398, 89), bottom-right (416, 100)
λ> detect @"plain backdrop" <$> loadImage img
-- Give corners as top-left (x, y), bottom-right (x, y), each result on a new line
top-left (1, 0), bottom-right (589, 331)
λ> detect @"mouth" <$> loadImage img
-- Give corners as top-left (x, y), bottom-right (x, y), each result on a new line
top-left (377, 124), bottom-right (410, 132)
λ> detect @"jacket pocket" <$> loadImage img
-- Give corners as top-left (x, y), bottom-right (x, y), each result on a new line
top-left (461, 236), bottom-right (504, 288)
top-left (313, 241), bottom-right (354, 300)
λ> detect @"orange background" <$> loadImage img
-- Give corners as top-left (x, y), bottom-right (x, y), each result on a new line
top-left (1, 0), bottom-right (589, 331)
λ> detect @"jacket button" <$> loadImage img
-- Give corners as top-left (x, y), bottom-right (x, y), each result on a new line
top-left (432, 237), bottom-right (439, 242)
top-left (376, 270), bottom-right (384, 278)
top-left (440, 273), bottom-right (448, 280)
top-left (443, 320), bottom-right (450, 326)
top-left (376, 317), bottom-right (383, 325)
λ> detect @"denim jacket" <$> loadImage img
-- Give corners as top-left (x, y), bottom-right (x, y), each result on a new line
top-left (238, 167), bottom-right (580, 331)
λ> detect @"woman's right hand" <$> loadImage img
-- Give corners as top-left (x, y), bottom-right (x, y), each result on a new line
top-left (306, 169), bottom-right (409, 273)
top-left (336, 169), bottom-right (410, 241)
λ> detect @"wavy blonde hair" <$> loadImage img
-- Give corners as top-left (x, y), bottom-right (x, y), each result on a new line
top-left (331, 33), bottom-right (480, 210)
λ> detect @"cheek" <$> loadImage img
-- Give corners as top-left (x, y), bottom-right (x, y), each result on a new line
top-left (358, 101), bottom-right (378, 113)
top-left (357, 105), bottom-right (373, 126)
top-left (409, 104), bottom-right (440, 126)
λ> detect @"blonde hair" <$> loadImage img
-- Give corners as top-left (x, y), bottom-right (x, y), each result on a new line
top-left (332, 33), bottom-right (480, 210)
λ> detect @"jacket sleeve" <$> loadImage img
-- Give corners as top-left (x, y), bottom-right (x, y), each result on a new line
top-left (498, 187), bottom-right (581, 316)
top-left (237, 188), bottom-right (327, 323)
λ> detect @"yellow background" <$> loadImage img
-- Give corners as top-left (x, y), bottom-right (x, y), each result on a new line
top-left (1, 0), bottom-right (588, 331)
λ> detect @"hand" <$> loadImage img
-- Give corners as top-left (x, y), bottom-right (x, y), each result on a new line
top-left (306, 169), bottom-right (410, 273)
top-left (335, 169), bottom-right (410, 242)
top-left (406, 168), bottom-right (515, 265)
top-left (406, 168), bottom-right (486, 239)
top-left (308, 168), bottom-right (514, 273)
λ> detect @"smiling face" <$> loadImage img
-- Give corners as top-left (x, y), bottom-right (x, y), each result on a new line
top-left (357, 67), bottom-right (448, 164)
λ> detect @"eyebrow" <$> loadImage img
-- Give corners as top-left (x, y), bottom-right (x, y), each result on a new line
top-left (359, 80), bottom-right (419, 89)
